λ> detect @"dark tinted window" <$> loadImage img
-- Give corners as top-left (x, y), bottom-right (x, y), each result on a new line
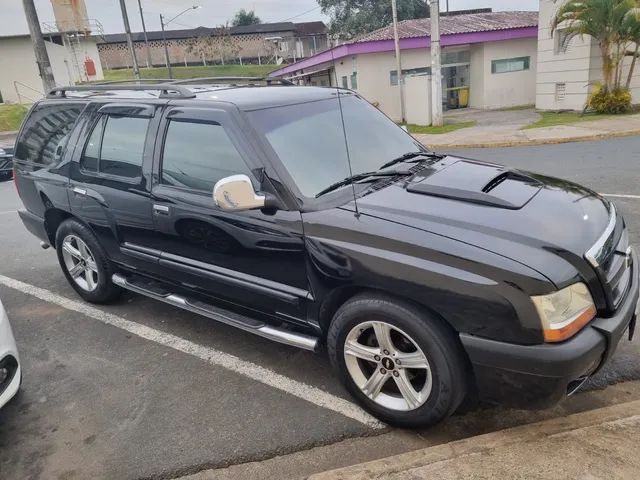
top-left (249, 95), bottom-right (422, 197)
top-left (161, 120), bottom-right (254, 191)
top-left (80, 117), bottom-right (104, 172)
top-left (100, 116), bottom-right (149, 178)
top-left (15, 102), bottom-right (84, 165)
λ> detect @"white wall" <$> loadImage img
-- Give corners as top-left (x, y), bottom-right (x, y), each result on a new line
top-left (334, 49), bottom-right (433, 124)
top-left (535, 0), bottom-right (594, 111)
top-left (334, 39), bottom-right (536, 120)
top-left (0, 36), bottom-right (104, 104)
top-left (0, 37), bottom-right (48, 104)
top-left (46, 41), bottom-right (74, 87)
top-left (471, 38), bottom-right (538, 109)
top-left (76, 38), bottom-right (104, 82)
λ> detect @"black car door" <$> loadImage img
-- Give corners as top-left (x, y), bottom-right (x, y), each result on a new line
top-left (68, 102), bottom-right (162, 270)
top-left (148, 104), bottom-right (310, 322)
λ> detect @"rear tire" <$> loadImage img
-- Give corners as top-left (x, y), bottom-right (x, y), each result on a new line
top-left (55, 218), bottom-right (122, 304)
top-left (327, 294), bottom-right (468, 428)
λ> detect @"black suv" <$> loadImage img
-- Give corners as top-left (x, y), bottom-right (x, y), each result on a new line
top-left (13, 79), bottom-right (638, 427)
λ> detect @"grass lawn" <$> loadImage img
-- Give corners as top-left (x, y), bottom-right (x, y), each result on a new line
top-left (103, 64), bottom-right (279, 82)
top-left (406, 120), bottom-right (476, 135)
top-left (522, 111), bottom-right (633, 129)
top-left (0, 104), bottom-right (29, 132)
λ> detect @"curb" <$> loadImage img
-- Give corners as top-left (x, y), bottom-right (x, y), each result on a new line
top-left (308, 399), bottom-right (640, 480)
top-left (422, 128), bottom-right (640, 149)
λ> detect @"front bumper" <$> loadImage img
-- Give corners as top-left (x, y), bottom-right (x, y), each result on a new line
top-left (0, 301), bottom-right (21, 409)
top-left (460, 253), bottom-right (639, 409)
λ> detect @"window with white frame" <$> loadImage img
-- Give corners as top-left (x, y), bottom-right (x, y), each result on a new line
top-left (491, 56), bottom-right (530, 74)
top-left (390, 67), bottom-right (432, 86)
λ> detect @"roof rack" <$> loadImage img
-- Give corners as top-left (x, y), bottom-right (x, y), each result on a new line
top-left (170, 76), bottom-right (294, 86)
top-left (87, 79), bottom-right (176, 85)
top-left (47, 84), bottom-right (196, 99)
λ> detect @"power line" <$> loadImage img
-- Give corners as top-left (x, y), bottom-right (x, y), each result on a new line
top-left (279, 5), bottom-right (321, 22)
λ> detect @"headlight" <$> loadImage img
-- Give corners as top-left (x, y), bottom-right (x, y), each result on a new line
top-left (531, 283), bottom-right (596, 343)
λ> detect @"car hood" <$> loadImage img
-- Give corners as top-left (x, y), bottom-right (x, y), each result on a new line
top-left (350, 156), bottom-right (611, 286)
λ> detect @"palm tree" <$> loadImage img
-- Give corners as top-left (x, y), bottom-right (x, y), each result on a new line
top-left (621, 5), bottom-right (640, 88)
top-left (552, 0), bottom-right (638, 92)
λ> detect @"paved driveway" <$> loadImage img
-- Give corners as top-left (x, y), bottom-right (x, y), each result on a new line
top-left (0, 136), bottom-right (639, 479)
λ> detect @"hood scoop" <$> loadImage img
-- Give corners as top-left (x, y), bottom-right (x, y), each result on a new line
top-left (406, 159), bottom-right (542, 209)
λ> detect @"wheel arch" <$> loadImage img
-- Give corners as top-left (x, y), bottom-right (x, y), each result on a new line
top-left (318, 285), bottom-right (462, 342)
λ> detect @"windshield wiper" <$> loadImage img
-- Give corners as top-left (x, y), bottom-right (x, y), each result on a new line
top-left (379, 151), bottom-right (444, 170)
top-left (315, 170), bottom-right (413, 198)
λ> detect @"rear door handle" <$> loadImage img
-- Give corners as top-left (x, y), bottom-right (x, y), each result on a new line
top-left (72, 187), bottom-right (87, 196)
top-left (153, 204), bottom-right (170, 215)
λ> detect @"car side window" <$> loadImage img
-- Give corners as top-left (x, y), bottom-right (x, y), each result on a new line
top-left (79, 114), bottom-right (150, 178)
top-left (14, 102), bottom-right (84, 166)
top-left (160, 119), bottom-right (255, 192)
top-left (80, 117), bottom-right (104, 172)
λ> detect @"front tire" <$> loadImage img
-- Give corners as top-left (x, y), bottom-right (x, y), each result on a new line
top-left (327, 294), bottom-right (468, 428)
top-left (55, 218), bottom-right (122, 303)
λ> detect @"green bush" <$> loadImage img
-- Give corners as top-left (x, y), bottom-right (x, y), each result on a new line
top-left (588, 87), bottom-right (632, 114)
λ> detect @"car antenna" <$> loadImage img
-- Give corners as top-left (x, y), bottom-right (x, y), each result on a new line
top-left (330, 47), bottom-right (360, 218)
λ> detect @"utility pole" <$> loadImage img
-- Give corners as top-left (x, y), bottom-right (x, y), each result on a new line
top-left (391, 0), bottom-right (406, 124)
top-left (430, 0), bottom-right (443, 126)
top-left (22, 0), bottom-right (56, 93)
top-left (118, 0), bottom-right (140, 79)
top-left (137, 0), bottom-right (152, 68)
top-left (160, 14), bottom-right (172, 79)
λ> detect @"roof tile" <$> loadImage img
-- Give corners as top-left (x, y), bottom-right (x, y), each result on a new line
top-left (354, 11), bottom-right (538, 43)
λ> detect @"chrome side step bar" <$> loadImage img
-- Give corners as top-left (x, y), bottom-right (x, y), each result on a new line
top-left (112, 274), bottom-right (319, 351)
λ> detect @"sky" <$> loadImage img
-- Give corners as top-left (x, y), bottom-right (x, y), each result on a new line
top-left (2, 0), bottom-right (540, 36)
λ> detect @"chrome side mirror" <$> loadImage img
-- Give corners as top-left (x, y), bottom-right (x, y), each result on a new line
top-left (213, 174), bottom-right (266, 212)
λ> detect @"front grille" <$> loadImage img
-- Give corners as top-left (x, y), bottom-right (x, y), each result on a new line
top-left (586, 204), bottom-right (632, 310)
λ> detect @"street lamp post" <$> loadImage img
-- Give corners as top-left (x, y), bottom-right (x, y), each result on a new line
top-left (160, 6), bottom-right (201, 79)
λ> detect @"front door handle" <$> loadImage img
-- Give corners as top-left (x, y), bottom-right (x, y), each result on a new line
top-left (153, 204), bottom-right (170, 215)
top-left (72, 186), bottom-right (87, 196)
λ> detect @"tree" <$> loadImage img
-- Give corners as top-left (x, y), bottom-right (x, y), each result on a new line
top-left (551, 0), bottom-right (640, 92)
top-left (621, 6), bottom-right (640, 88)
top-left (232, 9), bottom-right (261, 27)
top-left (318, 0), bottom-right (428, 39)
top-left (185, 25), bottom-right (241, 65)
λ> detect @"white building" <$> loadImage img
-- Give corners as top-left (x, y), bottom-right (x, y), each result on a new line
top-left (0, 32), bottom-right (103, 104)
top-left (536, 0), bottom-right (640, 111)
top-left (270, 10), bottom-right (539, 124)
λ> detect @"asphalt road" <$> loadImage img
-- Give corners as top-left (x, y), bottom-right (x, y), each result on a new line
top-left (0, 136), bottom-right (639, 479)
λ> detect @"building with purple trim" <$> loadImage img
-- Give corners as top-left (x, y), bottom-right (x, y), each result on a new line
top-left (269, 10), bottom-right (539, 124)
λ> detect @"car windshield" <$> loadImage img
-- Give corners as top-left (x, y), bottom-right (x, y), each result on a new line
top-left (248, 94), bottom-right (424, 198)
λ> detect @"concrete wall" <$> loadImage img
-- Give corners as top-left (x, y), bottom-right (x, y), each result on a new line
top-left (0, 37), bottom-right (69, 104)
top-left (46, 41), bottom-right (74, 87)
top-left (98, 32), bottom-right (329, 70)
top-left (535, 0), bottom-right (594, 111)
top-left (470, 38), bottom-right (538, 109)
top-left (334, 49), bottom-right (433, 124)
top-left (535, 0), bottom-right (640, 111)
top-left (0, 36), bottom-right (100, 104)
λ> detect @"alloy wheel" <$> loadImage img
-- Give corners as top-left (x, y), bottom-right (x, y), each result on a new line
top-left (344, 320), bottom-right (432, 411)
top-left (61, 234), bottom-right (99, 292)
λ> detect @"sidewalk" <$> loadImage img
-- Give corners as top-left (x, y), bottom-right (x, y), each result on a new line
top-left (310, 399), bottom-right (640, 480)
top-left (414, 109), bottom-right (640, 149)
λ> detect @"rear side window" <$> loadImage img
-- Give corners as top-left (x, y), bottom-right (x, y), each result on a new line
top-left (14, 102), bottom-right (84, 165)
top-left (160, 120), bottom-right (254, 191)
top-left (80, 115), bottom-right (150, 178)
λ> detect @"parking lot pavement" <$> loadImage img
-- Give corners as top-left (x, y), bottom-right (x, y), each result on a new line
top-left (1, 135), bottom-right (640, 478)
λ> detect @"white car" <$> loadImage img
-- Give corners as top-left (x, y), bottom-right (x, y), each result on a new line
top-left (0, 299), bottom-right (20, 408)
